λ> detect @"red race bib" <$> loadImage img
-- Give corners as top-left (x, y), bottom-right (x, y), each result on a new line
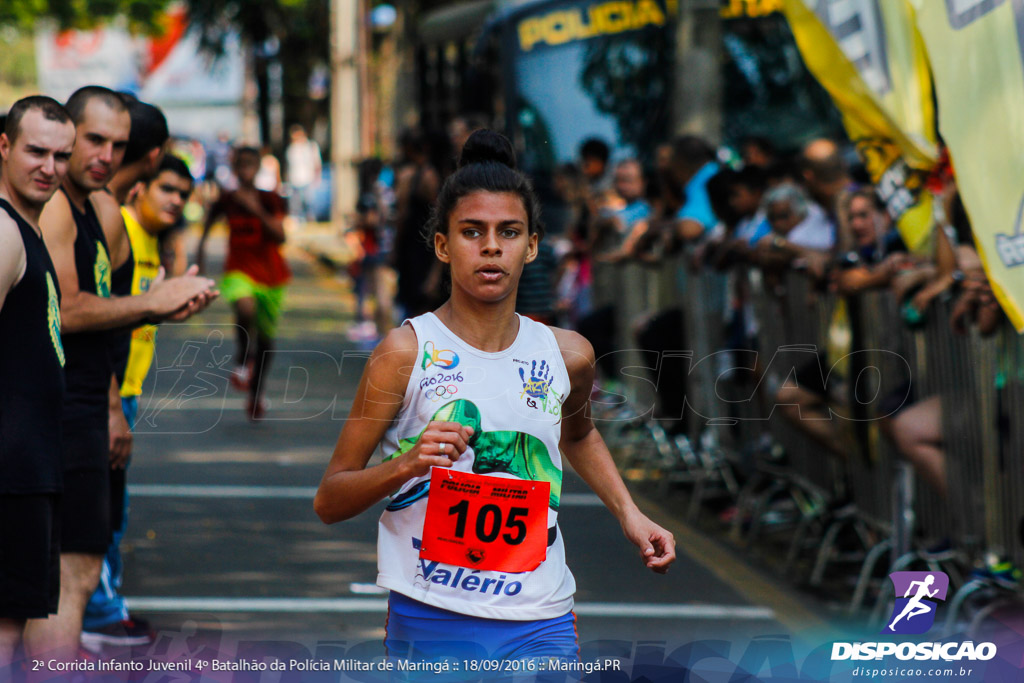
top-left (419, 468), bottom-right (549, 573)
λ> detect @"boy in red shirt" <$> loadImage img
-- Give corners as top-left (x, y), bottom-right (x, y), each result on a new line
top-left (199, 146), bottom-right (288, 419)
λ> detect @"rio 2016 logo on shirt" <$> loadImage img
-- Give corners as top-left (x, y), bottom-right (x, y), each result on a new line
top-left (425, 384), bottom-right (459, 402)
top-left (421, 341), bottom-right (459, 370)
top-left (420, 370), bottom-right (464, 401)
top-left (883, 571), bottom-right (949, 635)
top-left (46, 272), bottom-right (65, 367)
top-left (94, 241), bottom-right (111, 297)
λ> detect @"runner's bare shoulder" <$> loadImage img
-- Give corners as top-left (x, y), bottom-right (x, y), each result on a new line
top-left (366, 324), bottom-right (419, 394)
top-left (549, 326), bottom-right (595, 378)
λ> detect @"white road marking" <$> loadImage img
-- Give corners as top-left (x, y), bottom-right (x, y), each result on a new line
top-left (130, 484), bottom-right (316, 499)
top-left (124, 597), bottom-right (775, 620)
top-left (573, 603), bottom-right (775, 619)
top-left (129, 485), bottom-right (604, 507)
top-left (138, 397), bottom-right (336, 412)
top-left (560, 493), bottom-right (603, 506)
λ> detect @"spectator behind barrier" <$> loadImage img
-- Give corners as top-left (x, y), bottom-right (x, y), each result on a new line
top-left (392, 127), bottom-right (442, 317)
top-left (730, 166), bottom-right (771, 250)
top-left (769, 183), bottom-right (908, 464)
top-left (754, 182), bottom-right (835, 278)
top-left (652, 142), bottom-right (683, 217)
top-left (741, 135), bottom-right (777, 169)
top-left (800, 138), bottom-right (852, 220)
top-left (594, 159), bottom-right (654, 263)
top-left (706, 166), bottom-right (771, 270)
top-left (448, 114), bottom-right (486, 159)
top-left (579, 137), bottom-right (612, 195)
top-left (692, 168), bottom-right (742, 270)
top-left (345, 193), bottom-right (391, 344)
top-left (285, 124), bottom-right (322, 223)
top-left (880, 188), bottom-right (1004, 504)
top-left (834, 188), bottom-right (909, 296)
top-left (669, 135), bottom-right (720, 243)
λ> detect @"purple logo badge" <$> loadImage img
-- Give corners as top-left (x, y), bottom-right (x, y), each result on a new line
top-left (882, 571), bottom-right (949, 635)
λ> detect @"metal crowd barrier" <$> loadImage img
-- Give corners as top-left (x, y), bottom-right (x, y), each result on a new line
top-left (593, 254), bottom-right (1024, 618)
top-left (995, 333), bottom-right (1024, 565)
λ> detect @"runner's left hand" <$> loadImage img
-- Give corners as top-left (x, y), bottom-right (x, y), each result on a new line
top-left (620, 508), bottom-right (676, 574)
top-left (109, 403), bottom-right (132, 469)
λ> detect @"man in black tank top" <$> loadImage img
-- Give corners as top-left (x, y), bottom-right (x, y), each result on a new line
top-left (86, 99), bottom-right (202, 648)
top-left (30, 86), bottom-right (215, 660)
top-left (0, 97), bottom-right (76, 667)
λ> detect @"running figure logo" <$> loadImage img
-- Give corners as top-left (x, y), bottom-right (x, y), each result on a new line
top-left (883, 571), bottom-right (949, 635)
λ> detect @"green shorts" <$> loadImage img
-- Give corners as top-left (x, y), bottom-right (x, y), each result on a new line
top-left (220, 271), bottom-right (286, 338)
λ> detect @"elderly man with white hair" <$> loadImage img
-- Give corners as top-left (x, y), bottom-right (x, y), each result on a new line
top-left (754, 182), bottom-right (835, 272)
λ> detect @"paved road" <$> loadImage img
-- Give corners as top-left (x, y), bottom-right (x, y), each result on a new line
top-left (107, 235), bottom-right (853, 678)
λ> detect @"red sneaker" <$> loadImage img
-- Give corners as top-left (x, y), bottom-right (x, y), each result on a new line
top-left (247, 397), bottom-right (269, 421)
top-left (230, 363), bottom-right (253, 391)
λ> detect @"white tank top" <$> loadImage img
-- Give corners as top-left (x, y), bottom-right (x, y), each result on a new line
top-left (375, 312), bottom-right (577, 620)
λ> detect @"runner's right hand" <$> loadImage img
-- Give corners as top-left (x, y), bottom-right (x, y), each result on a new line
top-left (398, 421), bottom-right (474, 479)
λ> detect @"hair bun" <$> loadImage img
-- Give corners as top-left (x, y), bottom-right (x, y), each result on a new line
top-left (457, 129), bottom-right (517, 170)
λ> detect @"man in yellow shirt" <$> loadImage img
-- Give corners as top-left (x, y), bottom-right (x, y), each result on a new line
top-left (119, 156), bottom-right (194, 400)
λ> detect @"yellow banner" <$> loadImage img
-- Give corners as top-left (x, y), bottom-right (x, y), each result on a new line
top-left (781, 0), bottom-right (938, 252)
top-left (910, 0), bottom-right (1024, 332)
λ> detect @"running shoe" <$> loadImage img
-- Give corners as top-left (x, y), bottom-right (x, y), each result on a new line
top-left (971, 554), bottom-right (1022, 590)
top-left (346, 320), bottom-right (378, 342)
top-left (247, 397), bottom-right (269, 421)
top-left (81, 616), bottom-right (155, 649)
top-left (230, 363), bottom-right (253, 391)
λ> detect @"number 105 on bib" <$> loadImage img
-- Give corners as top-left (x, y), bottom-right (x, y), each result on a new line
top-left (419, 469), bottom-right (550, 573)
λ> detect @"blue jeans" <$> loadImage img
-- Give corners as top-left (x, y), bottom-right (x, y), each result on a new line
top-left (288, 183), bottom-right (319, 222)
top-left (83, 396), bottom-right (136, 629)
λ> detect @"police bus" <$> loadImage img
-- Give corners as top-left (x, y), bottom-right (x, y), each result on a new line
top-left (415, 0), bottom-right (841, 184)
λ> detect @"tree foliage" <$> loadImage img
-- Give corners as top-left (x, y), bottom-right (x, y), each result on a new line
top-left (0, 0), bottom-right (169, 31)
top-left (0, 0), bottom-right (331, 140)
top-left (186, 0), bottom-right (330, 134)
top-left (580, 31), bottom-right (672, 166)
top-left (186, 0), bottom-right (327, 53)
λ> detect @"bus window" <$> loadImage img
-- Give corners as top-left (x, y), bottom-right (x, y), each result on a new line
top-left (721, 12), bottom-right (843, 149)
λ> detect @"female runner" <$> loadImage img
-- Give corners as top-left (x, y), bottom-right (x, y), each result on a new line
top-left (315, 130), bottom-right (676, 668)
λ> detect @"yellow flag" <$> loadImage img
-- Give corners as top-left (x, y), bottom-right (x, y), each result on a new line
top-left (910, 0), bottom-right (1024, 332)
top-left (781, 0), bottom-right (938, 252)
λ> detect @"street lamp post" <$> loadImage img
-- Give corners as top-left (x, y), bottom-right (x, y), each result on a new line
top-left (673, 0), bottom-right (723, 143)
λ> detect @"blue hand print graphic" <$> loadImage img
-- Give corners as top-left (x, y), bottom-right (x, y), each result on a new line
top-left (519, 359), bottom-right (553, 404)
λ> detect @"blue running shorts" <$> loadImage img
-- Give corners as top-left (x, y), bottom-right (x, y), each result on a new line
top-left (385, 591), bottom-right (579, 682)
